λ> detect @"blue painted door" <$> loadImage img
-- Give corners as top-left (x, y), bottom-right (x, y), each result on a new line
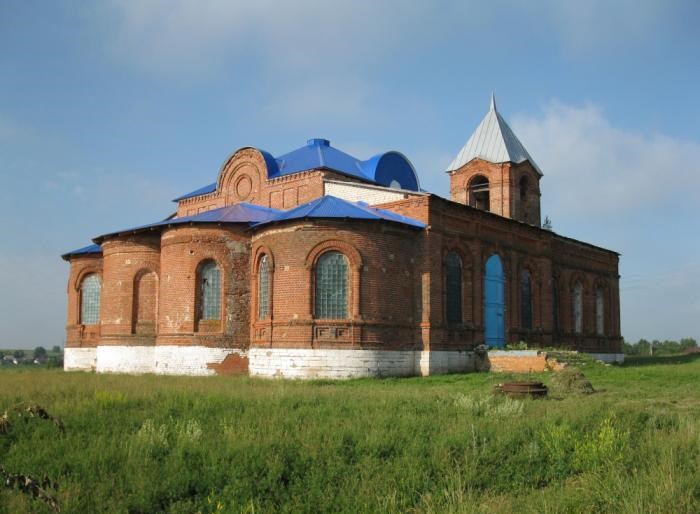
top-left (484, 255), bottom-right (505, 348)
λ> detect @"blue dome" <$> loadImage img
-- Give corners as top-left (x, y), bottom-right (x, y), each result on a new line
top-left (361, 151), bottom-right (419, 190)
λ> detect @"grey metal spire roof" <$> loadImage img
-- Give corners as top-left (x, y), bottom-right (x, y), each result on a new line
top-left (447, 94), bottom-right (543, 175)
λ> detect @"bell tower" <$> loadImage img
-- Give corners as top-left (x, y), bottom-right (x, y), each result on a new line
top-left (447, 94), bottom-right (542, 226)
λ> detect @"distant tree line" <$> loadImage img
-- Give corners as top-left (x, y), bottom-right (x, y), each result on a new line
top-left (622, 338), bottom-right (698, 356)
top-left (0, 346), bottom-right (63, 367)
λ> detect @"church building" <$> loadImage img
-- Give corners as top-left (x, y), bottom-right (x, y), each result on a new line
top-left (62, 97), bottom-right (622, 378)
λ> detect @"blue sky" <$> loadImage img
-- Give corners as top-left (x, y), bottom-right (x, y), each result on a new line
top-left (1, 1), bottom-right (698, 349)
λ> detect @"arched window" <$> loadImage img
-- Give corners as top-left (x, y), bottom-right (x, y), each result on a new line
top-left (573, 282), bottom-right (583, 334)
top-left (595, 287), bottom-right (604, 336)
top-left (80, 274), bottom-right (101, 325)
top-left (258, 255), bottom-right (270, 320)
top-left (199, 261), bottom-right (221, 321)
top-left (469, 176), bottom-right (490, 211)
top-left (521, 270), bottom-right (533, 330)
top-left (314, 251), bottom-right (348, 319)
top-left (446, 252), bottom-right (462, 323)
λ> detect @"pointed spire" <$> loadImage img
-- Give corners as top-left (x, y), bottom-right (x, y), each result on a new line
top-left (446, 95), bottom-right (543, 175)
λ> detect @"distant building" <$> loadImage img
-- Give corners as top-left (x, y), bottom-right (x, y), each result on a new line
top-left (62, 96), bottom-right (622, 378)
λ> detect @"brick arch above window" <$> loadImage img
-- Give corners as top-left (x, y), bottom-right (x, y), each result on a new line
top-left (305, 240), bottom-right (362, 271)
top-left (569, 272), bottom-right (589, 292)
top-left (73, 266), bottom-right (102, 292)
top-left (252, 245), bottom-right (276, 272)
top-left (442, 244), bottom-right (473, 269)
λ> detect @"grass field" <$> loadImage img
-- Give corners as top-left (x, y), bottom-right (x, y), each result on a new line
top-left (1, 355), bottom-right (698, 513)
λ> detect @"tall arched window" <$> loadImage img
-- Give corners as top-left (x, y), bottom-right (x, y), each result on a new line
top-left (573, 282), bottom-right (583, 334)
top-left (446, 252), bottom-right (462, 323)
top-left (521, 270), bottom-right (533, 330)
top-left (199, 261), bottom-right (221, 321)
top-left (469, 176), bottom-right (490, 211)
top-left (258, 255), bottom-right (270, 320)
top-left (80, 274), bottom-right (101, 325)
top-left (315, 251), bottom-right (348, 319)
top-left (595, 287), bottom-right (604, 336)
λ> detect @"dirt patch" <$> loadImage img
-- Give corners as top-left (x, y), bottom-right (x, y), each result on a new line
top-left (207, 353), bottom-right (249, 375)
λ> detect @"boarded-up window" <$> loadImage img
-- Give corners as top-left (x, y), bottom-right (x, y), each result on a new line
top-left (133, 270), bottom-right (157, 335)
top-left (596, 288), bottom-right (604, 336)
top-left (446, 252), bottom-right (462, 323)
top-left (199, 261), bottom-right (221, 320)
top-left (258, 255), bottom-right (270, 320)
top-left (521, 270), bottom-right (532, 330)
top-left (315, 251), bottom-right (348, 319)
top-left (80, 274), bottom-right (101, 325)
top-left (573, 282), bottom-right (583, 334)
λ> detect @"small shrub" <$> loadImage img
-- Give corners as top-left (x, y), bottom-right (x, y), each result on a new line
top-left (573, 415), bottom-right (629, 472)
top-left (130, 419), bottom-right (169, 458)
top-left (505, 341), bottom-right (529, 350)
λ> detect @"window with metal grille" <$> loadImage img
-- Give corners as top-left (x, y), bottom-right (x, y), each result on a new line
top-left (258, 255), bottom-right (270, 320)
top-left (521, 270), bottom-right (533, 330)
top-left (314, 251), bottom-right (348, 319)
top-left (595, 288), bottom-right (604, 336)
top-left (199, 261), bottom-right (221, 320)
top-left (573, 282), bottom-right (583, 334)
top-left (446, 252), bottom-right (462, 323)
top-left (80, 274), bottom-right (101, 325)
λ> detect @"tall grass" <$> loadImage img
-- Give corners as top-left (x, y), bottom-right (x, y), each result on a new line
top-left (1, 359), bottom-right (698, 513)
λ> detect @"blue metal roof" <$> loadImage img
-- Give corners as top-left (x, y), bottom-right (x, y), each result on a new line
top-left (274, 138), bottom-right (372, 180)
top-left (95, 203), bottom-right (282, 241)
top-left (61, 243), bottom-right (102, 260)
top-left (173, 182), bottom-right (216, 201)
top-left (174, 139), bottom-right (420, 202)
top-left (253, 195), bottom-right (426, 229)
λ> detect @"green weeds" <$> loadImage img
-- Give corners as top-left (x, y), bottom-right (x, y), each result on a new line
top-left (0, 359), bottom-right (698, 513)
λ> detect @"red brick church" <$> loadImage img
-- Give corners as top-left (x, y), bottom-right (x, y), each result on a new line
top-left (62, 96), bottom-right (622, 377)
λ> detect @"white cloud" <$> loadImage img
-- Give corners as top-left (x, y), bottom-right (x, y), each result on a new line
top-left (511, 100), bottom-right (700, 217)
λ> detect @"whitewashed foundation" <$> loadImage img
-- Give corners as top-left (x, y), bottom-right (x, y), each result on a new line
top-left (65, 346), bottom-right (246, 375)
top-left (64, 347), bottom-right (97, 371)
top-left (250, 348), bottom-right (475, 379)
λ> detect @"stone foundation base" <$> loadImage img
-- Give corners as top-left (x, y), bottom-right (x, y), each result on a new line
top-left (249, 348), bottom-right (476, 379)
top-left (64, 346), bottom-right (247, 375)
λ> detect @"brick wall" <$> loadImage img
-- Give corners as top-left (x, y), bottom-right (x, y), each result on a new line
top-left (251, 220), bottom-right (423, 351)
top-left (157, 225), bottom-right (251, 348)
top-left (448, 158), bottom-right (542, 226)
